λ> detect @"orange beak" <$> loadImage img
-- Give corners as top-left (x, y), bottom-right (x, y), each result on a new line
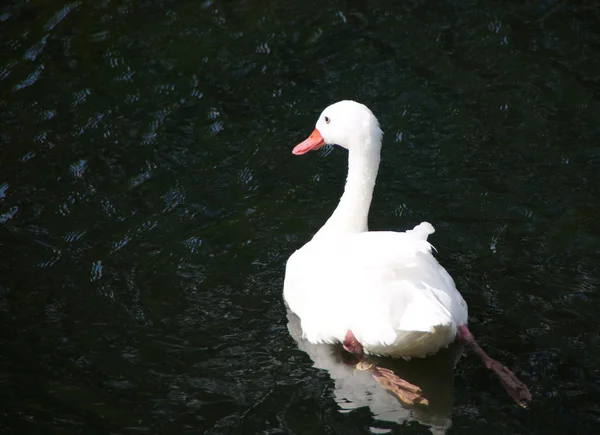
top-left (292, 129), bottom-right (325, 155)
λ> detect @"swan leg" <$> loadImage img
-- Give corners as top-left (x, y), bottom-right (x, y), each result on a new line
top-left (343, 330), bottom-right (428, 406)
top-left (343, 330), bottom-right (365, 356)
top-left (457, 324), bottom-right (532, 407)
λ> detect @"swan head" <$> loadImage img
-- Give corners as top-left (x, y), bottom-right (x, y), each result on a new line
top-left (292, 100), bottom-right (382, 156)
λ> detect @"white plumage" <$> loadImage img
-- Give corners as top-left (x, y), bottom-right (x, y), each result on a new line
top-left (284, 101), bottom-right (469, 358)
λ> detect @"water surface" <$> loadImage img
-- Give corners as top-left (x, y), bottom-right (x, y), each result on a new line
top-left (1, 0), bottom-right (600, 433)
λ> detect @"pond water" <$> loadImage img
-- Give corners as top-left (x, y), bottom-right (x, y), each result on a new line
top-left (1, 0), bottom-right (600, 433)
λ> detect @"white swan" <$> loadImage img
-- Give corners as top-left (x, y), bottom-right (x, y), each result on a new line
top-left (283, 100), bottom-right (531, 407)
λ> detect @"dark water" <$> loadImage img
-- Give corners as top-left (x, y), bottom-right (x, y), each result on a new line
top-left (1, 0), bottom-right (600, 433)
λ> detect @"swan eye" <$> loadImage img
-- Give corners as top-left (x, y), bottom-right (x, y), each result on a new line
top-left (324, 116), bottom-right (330, 124)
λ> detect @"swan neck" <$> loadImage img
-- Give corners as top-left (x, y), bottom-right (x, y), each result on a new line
top-left (313, 148), bottom-right (380, 240)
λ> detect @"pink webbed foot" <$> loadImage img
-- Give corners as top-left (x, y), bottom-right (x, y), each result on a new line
top-left (342, 330), bottom-right (428, 406)
top-left (457, 324), bottom-right (532, 408)
top-left (371, 365), bottom-right (429, 405)
top-left (486, 358), bottom-right (532, 407)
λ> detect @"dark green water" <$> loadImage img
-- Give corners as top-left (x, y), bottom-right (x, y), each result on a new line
top-left (1, 0), bottom-right (600, 433)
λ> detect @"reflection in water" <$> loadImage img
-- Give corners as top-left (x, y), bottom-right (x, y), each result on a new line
top-left (287, 311), bottom-right (462, 434)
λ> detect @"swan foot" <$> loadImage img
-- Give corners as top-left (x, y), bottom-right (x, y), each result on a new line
top-left (457, 324), bottom-right (532, 408)
top-left (487, 359), bottom-right (532, 408)
top-left (343, 330), bottom-right (428, 406)
top-left (356, 361), bottom-right (372, 371)
top-left (371, 366), bottom-right (428, 406)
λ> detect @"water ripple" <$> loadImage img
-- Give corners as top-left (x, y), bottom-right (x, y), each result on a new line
top-left (129, 161), bottom-right (156, 188)
top-left (45, 2), bottom-right (80, 32)
top-left (13, 64), bottom-right (44, 90)
top-left (208, 120), bottom-right (223, 135)
top-left (92, 30), bottom-right (110, 42)
top-left (90, 260), bottom-right (103, 281)
top-left (162, 186), bottom-right (186, 212)
top-left (0, 183), bottom-right (9, 200)
top-left (182, 237), bottom-right (203, 254)
top-left (64, 230), bottom-right (86, 243)
top-left (0, 62), bottom-right (14, 81)
top-left (72, 88), bottom-right (91, 107)
top-left (115, 69), bottom-right (135, 82)
top-left (23, 35), bottom-right (48, 61)
top-left (0, 206), bottom-right (18, 223)
top-left (69, 160), bottom-right (87, 178)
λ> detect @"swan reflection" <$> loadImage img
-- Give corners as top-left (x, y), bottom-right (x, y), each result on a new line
top-left (287, 311), bottom-right (462, 434)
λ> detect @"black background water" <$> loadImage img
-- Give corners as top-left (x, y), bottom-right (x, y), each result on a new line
top-left (1, 0), bottom-right (599, 433)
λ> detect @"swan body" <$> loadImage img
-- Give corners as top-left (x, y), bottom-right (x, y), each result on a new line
top-left (283, 100), bottom-right (468, 358)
